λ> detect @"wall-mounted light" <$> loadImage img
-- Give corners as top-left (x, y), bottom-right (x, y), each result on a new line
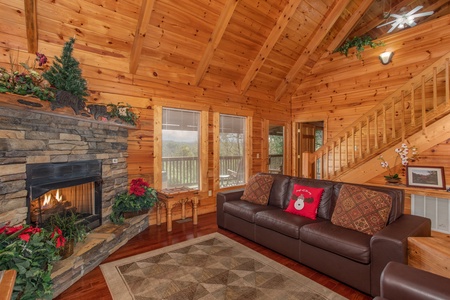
top-left (379, 51), bottom-right (394, 65)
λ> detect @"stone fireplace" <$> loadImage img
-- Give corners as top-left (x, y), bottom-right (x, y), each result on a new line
top-left (0, 95), bottom-right (149, 297)
top-left (26, 160), bottom-right (103, 230)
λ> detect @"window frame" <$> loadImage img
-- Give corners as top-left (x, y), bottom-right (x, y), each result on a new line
top-left (154, 105), bottom-right (208, 193)
top-left (214, 112), bottom-right (252, 190)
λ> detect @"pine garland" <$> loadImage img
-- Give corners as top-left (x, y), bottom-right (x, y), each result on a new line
top-left (43, 38), bottom-right (89, 100)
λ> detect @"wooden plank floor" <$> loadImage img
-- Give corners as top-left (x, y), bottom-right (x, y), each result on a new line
top-left (55, 213), bottom-right (371, 300)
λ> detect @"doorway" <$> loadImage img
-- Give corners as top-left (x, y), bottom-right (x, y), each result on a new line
top-left (268, 124), bottom-right (284, 174)
top-left (296, 121), bottom-right (324, 178)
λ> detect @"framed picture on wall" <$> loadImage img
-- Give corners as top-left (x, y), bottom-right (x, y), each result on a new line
top-left (406, 166), bottom-right (446, 189)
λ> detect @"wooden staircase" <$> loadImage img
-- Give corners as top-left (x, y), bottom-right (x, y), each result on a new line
top-left (303, 52), bottom-right (450, 182)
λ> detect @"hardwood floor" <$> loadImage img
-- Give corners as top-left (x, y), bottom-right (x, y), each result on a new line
top-left (55, 213), bottom-right (371, 300)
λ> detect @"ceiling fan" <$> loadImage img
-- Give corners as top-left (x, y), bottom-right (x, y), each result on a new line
top-left (377, 6), bottom-right (434, 34)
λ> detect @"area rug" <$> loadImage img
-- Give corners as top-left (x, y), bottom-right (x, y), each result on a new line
top-left (100, 233), bottom-right (346, 300)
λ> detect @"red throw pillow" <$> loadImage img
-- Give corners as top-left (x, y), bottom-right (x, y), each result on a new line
top-left (284, 184), bottom-right (324, 220)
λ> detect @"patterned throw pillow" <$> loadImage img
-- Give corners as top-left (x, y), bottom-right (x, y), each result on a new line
top-left (331, 184), bottom-right (393, 235)
top-left (284, 184), bottom-right (324, 220)
top-left (240, 174), bottom-right (274, 205)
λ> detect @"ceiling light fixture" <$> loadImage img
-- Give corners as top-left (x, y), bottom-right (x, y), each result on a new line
top-left (379, 51), bottom-right (394, 65)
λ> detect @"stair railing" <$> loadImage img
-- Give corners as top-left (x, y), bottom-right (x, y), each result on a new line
top-left (304, 52), bottom-right (450, 180)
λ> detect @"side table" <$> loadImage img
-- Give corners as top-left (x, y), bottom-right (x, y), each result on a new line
top-left (156, 188), bottom-right (199, 232)
top-left (408, 235), bottom-right (450, 279)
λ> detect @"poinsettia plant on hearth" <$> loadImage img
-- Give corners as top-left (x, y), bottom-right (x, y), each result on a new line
top-left (0, 224), bottom-right (65, 300)
top-left (110, 178), bottom-right (158, 224)
top-left (378, 142), bottom-right (418, 182)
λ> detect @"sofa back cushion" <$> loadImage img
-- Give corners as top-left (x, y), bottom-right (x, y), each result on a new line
top-left (287, 178), bottom-right (335, 219)
top-left (264, 173), bottom-right (291, 209)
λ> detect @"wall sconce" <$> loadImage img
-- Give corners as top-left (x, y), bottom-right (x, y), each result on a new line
top-left (379, 51), bottom-right (394, 65)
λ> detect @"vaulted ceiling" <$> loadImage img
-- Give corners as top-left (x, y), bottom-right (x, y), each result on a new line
top-left (3, 0), bottom-right (449, 101)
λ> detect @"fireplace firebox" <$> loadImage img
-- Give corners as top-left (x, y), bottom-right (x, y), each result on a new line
top-left (26, 160), bottom-right (102, 230)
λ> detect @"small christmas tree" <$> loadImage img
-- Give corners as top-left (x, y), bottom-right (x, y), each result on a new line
top-left (43, 38), bottom-right (89, 101)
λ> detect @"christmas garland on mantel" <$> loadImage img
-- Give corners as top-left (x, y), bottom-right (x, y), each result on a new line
top-left (0, 38), bottom-right (138, 126)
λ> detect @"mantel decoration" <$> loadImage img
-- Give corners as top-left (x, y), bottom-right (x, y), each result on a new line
top-left (110, 178), bottom-right (158, 224)
top-left (0, 39), bottom-right (139, 126)
top-left (335, 36), bottom-right (384, 59)
top-left (379, 142), bottom-right (418, 184)
top-left (0, 224), bottom-right (65, 300)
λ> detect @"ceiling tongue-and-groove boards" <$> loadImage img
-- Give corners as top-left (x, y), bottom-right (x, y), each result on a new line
top-left (0, 0), bottom-right (449, 107)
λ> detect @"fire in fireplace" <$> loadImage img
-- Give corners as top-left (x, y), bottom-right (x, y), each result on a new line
top-left (26, 160), bottom-right (102, 230)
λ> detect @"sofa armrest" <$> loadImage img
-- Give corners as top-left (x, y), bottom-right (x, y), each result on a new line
top-left (216, 189), bottom-right (244, 228)
top-left (370, 214), bottom-right (431, 296)
top-left (377, 261), bottom-right (450, 300)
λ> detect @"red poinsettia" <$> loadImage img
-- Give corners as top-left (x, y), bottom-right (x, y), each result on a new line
top-left (129, 178), bottom-right (150, 197)
top-left (50, 227), bottom-right (66, 248)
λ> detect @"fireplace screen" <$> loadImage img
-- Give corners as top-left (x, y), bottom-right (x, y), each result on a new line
top-left (26, 160), bottom-right (102, 230)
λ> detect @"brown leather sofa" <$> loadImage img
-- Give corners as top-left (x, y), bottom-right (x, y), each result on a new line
top-left (216, 174), bottom-right (432, 297)
top-left (374, 261), bottom-right (450, 300)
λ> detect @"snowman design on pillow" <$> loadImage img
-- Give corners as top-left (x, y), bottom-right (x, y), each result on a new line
top-left (291, 192), bottom-right (314, 211)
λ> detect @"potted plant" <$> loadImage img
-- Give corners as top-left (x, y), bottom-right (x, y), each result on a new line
top-left (0, 224), bottom-right (63, 299)
top-left (379, 142), bottom-right (418, 184)
top-left (110, 178), bottom-right (158, 224)
top-left (45, 211), bottom-right (88, 259)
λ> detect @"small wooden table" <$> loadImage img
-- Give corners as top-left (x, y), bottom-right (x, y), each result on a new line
top-left (156, 188), bottom-right (199, 232)
top-left (408, 235), bottom-right (450, 278)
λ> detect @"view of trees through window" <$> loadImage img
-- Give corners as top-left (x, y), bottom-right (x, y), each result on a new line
top-left (269, 125), bottom-right (284, 174)
top-left (162, 108), bottom-right (200, 189)
top-left (219, 114), bottom-right (246, 188)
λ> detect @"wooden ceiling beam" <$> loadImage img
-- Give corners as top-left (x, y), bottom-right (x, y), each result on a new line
top-left (275, 0), bottom-right (351, 101)
top-left (24, 0), bottom-right (38, 53)
top-left (129, 0), bottom-right (155, 74)
top-left (325, 0), bottom-right (375, 55)
top-left (194, 0), bottom-right (239, 86)
top-left (240, 0), bottom-right (303, 94)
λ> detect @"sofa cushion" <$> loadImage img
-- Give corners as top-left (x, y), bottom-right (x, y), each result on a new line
top-left (266, 174), bottom-right (292, 208)
top-left (285, 184), bottom-right (324, 219)
top-left (331, 184), bottom-right (392, 235)
top-left (288, 178), bottom-right (335, 220)
top-left (300, 221), bottom-right (372, 264)
top-left (241, 174), bottom-right (274, 205)
top-left (223, 201), bottom-right (277, 223)
top-left (255, 209), bottom-right (320, 239)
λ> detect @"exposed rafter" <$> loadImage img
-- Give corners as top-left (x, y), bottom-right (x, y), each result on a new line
top-left (275, 0), bottom-right (352, 101)
top-left (194, 0), bottom-right (239, 86)
top-left (24, 0), bottom-right (38, 54)
top-left (129, 0), bottom-right (155, 74)
top-left (325, 0), bottom-right (375, 56)
top-left (240, 0), bottom-right (303, 94)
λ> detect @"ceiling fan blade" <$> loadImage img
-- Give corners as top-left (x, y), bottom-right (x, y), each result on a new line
top-left (387, 21), bottom-right (401, 33)
top-left (406, 6), bottom-right (423, 16)
top-left (410, 11), bottom-right (434, 18)
top-left (409, 21), bottom-right (417, 27)
top-left (377, 19), bottom-right (398, 28)
top-left (390, 14), bottom-right (403, 18)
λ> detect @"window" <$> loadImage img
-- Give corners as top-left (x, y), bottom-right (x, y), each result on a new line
top-left (162, 108), bottom-right (200, 189)
top-left (219, 114), bottom-right (246, 188)
top-left (269, 125), bottom-right (284, 174)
